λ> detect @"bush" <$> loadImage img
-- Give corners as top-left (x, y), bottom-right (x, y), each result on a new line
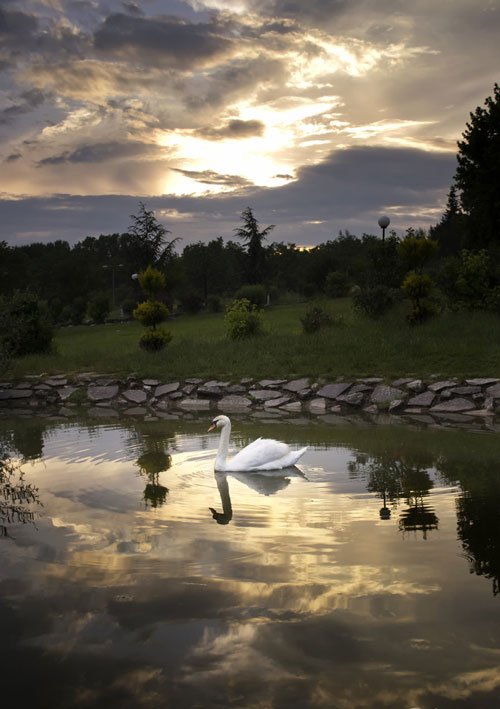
top-left (235, 284), bottom-right (267, 308)
top-left (88, 293), bottom-right (110, 323)
top-left (139, 329), bottom-right (173, 351)
top-left (402, 272), bottom-right (438, 325)
top-left (0, 291), bottom-right (53, 356)
top-left (352, 285), bottom-right (396, 319)
top-left (133, 300), bottom-right (170, 328)
top-left (324, 271), bottom-right (350, 298)
top-left (224, 298), bottom-right (263, 339)
top-left (439, 249), bottom-right (492, 310)
top-left (301, 307), bottom-right (336, 333)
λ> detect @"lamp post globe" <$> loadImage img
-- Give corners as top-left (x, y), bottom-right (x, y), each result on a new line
top-left (378, 215), bottom-right (390, 241)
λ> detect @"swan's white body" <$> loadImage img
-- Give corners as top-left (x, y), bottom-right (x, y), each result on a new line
top-left (208, 415), bottom-right (308, 472)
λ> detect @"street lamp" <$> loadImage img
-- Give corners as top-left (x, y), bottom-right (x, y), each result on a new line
top-left (378, 215), bottom-right (390, 242)
top-left (102, 263), bottom-right (124, 307)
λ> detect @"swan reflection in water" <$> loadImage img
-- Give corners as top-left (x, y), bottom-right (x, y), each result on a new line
top-left (210, 466), bottom-right (306, 525)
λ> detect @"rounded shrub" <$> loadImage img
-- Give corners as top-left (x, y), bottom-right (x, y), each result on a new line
top-left (224, 298), bottom-right (263, 339)
top-left (139, 329), bottom-right (173, 351)
top-left (133, 300), bottom-right (170, 328)
top-left (300, 306), bottom-right (335, 334)
top-left (138, 266), bottom-right (166, 299)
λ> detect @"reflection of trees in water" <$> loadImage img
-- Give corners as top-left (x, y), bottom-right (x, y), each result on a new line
top-left (0, 420), bottom-right (46, 461)
top-left (436, 456), bottom-right (500, 596)
top-left (136, 447), bottom-right (172, 509)
top-left (1, 447), bottom-right (41, 537)
top-left (348, 451), bottom-right (438, 538)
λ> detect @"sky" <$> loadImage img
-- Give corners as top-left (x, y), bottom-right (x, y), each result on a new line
top-left (0, 0), bottom-right (499, 250)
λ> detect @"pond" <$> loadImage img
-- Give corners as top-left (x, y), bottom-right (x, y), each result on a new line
top-left (1, 413), bottom-right (500, 708)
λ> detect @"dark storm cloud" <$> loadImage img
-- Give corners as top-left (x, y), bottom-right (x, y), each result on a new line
top-left (36, 141), bottom-right (162, 166)
top-left (262, 146), bottom-right (456, 218)
top-left (197, 119), bottom-right (265, 140)
top-left (0, 7), bottom-right (38, 39)
top-left (93, 13), bottom-right (234, 68)
top-left (0, 5), bottom-right (88, 59)
top-left (0, 89), bottom-right (47, 125)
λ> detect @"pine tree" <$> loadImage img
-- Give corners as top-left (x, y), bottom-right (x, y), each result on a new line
top-left (234, 207), bottom-right (275, 284)
top-left (455, 84), bottom-right (500, 248)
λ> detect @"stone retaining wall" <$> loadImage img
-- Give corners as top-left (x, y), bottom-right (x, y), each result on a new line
top-left (1, 374), bottom-right (500, 425)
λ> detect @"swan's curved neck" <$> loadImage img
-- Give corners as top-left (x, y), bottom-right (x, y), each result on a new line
top-left (215, 420), bottom-right (231, 471)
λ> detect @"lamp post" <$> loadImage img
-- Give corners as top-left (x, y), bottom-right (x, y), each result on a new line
top-left (378, 215), bottom-right (390, 242)
top-left (102, 263), bottom-right (124, 308)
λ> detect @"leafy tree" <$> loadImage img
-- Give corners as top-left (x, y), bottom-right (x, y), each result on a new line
top-left (455, 83), bottom-right (500, 248)
top-left (438, 249), bottom-right (493, 310)
top-left (181, 237), bottom-right (244, 301)
top-left (234, 207), bottom-right (275, 284)
top-left (324, 270), bottom-right (349, 298)
top-left (0, 292), bottom-right (53, 356)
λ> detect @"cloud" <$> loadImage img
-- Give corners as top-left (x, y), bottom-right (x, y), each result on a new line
top-left (171, 167), bottom-right (254, 188)
top-left (0, 145), bottom-right (456, 246)
top-left (0, 7), bottom-right (38, 40)
top-left (196, 119), bottom-right (265, 139)
top-left (0, 88), bottom-right (49, 126)
top-left (0, 0), bottom-right (497, 249)
top-left (93, 12), bottom-right (235, 69)
top-left (36, 140), bottom-right (162, 165)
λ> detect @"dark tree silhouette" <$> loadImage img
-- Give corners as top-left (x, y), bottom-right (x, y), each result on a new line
top-left (455, 83), bottom-right (500, 248)
top-left (430, 185), bottom-right (467, 256)
top-left (128, 202), bottom-right (179, 269)
top-left (234, 207), bottom-right (275, 284)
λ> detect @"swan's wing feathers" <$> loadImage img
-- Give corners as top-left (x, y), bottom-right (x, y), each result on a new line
top-left (255, 445), bottom-right (309, 470)
top-left (229, 438), bottom-right (290, 470)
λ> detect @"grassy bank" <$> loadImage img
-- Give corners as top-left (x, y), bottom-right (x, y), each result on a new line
top-left (5, 299), bottom-right (500, 381)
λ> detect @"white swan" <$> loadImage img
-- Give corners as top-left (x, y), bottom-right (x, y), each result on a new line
top-left (208, 415), bottom-right (308, 472)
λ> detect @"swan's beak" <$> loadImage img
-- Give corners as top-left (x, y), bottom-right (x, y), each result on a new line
top-left (208, 423), bottom-right (216, 432)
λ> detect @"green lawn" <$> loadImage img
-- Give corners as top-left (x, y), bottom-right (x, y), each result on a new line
top-left (6, 299), bottom-right (500, 381)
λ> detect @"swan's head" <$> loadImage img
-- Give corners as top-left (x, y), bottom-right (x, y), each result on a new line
top-left (208, 414), bottom-right (230, 432)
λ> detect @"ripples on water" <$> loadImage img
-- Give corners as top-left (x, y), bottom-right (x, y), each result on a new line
top-left (1, 414), bottom-right (500, 708)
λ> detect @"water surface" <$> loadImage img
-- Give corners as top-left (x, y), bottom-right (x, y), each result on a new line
top-left (1, 414), bottom-right (500, 708)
